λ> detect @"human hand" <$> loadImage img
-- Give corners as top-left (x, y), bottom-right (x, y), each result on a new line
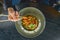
top-left (8, 7), bottom-right (19, 22)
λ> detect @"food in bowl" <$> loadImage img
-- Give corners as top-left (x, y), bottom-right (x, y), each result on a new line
top-left (21, 15), bottom-right (39, 31)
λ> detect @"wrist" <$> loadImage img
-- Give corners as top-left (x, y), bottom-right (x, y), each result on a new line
top-left (8, 7), bottom-right (14, 13)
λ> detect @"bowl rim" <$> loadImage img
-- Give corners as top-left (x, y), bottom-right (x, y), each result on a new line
top-left (15, 7), bottom-right (46, 38)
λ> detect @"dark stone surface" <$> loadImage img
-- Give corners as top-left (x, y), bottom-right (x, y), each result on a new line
top-left (0, 18), bottom-right (60, 40)
top-left (0, 2), bottom-right (60, 40)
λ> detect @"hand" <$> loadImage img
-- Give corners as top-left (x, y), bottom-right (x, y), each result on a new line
top-left (8, 7), bottom-right (19, 22)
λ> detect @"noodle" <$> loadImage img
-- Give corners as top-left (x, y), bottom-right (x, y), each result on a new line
top-left (21, 15), bottom-right (38, 31)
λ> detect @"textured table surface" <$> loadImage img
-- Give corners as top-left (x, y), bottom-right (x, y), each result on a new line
top-left (0, 2), bottom-right (60, 40)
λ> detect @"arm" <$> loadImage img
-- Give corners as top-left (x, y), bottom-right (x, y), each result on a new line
top-left (4, 0), bottom-right (19, 22)
top-left (4, 0), bottom-right (16, 10)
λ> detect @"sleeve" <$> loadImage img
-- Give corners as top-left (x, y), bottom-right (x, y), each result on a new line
top-left (4, 0), bottom-right (17, 11)
top-left (4, 0), bottom-right (12, 8)
top-left (4, 0), bottom-right (21, 11)
top-left (12, 0), bottom-right (21, 6)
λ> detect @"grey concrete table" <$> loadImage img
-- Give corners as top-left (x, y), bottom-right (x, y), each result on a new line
top-left (0, 3), bottom-right (60, 40)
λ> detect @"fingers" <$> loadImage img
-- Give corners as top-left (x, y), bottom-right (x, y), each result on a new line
top-left (8, 15), bottom-right (14, 21)
top-left (8, 10), bottom-right (20, 22)
top-left (15, 11), bottom-right (19, 17)
top-left (8, 7), bottom-right (14, 13)
top-left (16, 11), bottom-right (19, 18)
top-left (8, 15), bottom-right (18, 22)
top-left (8, 7), bottom-right (20, 22)
top-left (8, 8), bottom-right (16, 20)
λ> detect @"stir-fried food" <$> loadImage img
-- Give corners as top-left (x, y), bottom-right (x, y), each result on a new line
top-left (21, 15), bottom-right (38, 31)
